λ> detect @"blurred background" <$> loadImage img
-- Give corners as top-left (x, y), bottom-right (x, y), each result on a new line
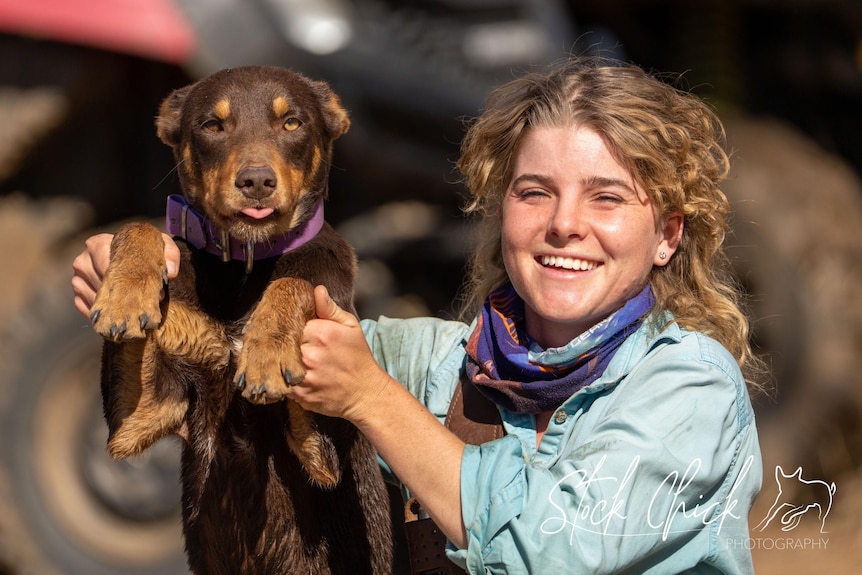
top-left (0, 1), bottom-right (860, 573)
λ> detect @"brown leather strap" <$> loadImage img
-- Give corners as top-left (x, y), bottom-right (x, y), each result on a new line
top-left (404, 497), bottom-right (464, 575)
top-left (445, 377), bottom-right (505, 444)
top-left (404, 378), bottom-right (504, 575)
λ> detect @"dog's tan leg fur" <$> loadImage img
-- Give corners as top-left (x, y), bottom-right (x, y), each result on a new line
top-left (235, 277), bottom-right (314, 403)
top-left (236, 277), bottom-right (340, 486)
top-left (107, 299), bottom-right (231, 458)
top-left (91, 223), bottom-right (167, 340)
top-left (285, 400), bottom-right (341, 487)
top-left (106, 338), bottom-right (188, 458)
top-left (155, 300), bottom-right (232, 368)
top-left (97, 222), bottom-right (231, 458)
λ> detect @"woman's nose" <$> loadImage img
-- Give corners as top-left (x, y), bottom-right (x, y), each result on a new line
top-left (547, 199), bottom-right (584, 240)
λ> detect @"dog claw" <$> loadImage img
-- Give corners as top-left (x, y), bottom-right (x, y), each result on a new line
top-left (283, 370), bottom-right (292, 385)
top-left (90, 309), bottom-right (100, 324)
top-left (236, 373), bottom-right (246, 391)
top-left (140, 314), bottom-right (149, 330)
top-left (109, 322), bottom-right (127, 339)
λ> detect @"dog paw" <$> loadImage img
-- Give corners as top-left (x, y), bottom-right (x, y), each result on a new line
top-left (90, 223), bottom-right (167, 341)
top-left (233, 277), bottom-right (314, 405)
top-left (91, 275), bottom-right (166, 341)
top-left (234, 334), bottom-right (305, 405)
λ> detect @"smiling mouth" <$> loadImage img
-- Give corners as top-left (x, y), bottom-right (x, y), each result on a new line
top-left (540, 255), bottom-right (598, 271)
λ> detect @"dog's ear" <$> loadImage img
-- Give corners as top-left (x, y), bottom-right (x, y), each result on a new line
top-left (312, 81), bottom-right (350, 140)
top-left (156, 84), bottom-right (193, 148)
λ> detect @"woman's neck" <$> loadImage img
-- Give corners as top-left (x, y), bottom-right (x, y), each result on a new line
top-left (535, 411), bottom-right (553, 448)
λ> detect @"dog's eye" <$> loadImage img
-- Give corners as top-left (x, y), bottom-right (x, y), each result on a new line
top-left (202, 119), bottom-right (223, 132)
top-left (283, 117), bottom-right (302, 131)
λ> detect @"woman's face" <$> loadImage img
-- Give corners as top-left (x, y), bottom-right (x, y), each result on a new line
top-left (501, 125), bottom-right (682, 348)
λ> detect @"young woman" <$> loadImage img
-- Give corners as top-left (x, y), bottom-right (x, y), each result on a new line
top-left (74, 57), bottom-right (764, 574)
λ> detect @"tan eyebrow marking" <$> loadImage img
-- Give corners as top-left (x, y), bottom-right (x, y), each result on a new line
top-left (214, 98), bottom-right (231, 119)
top-left (273, 96), bottom-right (290, 117)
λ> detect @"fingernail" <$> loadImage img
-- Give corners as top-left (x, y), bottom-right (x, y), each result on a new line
top-left (166, 261), bottom-right (177, 276)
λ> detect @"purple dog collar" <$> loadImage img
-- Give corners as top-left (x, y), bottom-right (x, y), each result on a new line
top-left (165, 194), bottom-right (324, 273)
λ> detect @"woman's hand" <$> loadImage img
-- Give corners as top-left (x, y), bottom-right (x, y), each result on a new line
top-left (297, 286), bottom-right (393, 423)
top-left (299, 285), bottom-right (468, 548)
top-left (71, 232), bottom-right (181, 320)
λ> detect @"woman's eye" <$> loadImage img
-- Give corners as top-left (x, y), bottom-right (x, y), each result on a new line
top-left (284, 117), bottom-right (302, 131)
top-left (518, 188), bottom-right (546, 198)
top-left (202, 119), bottom-right (222, 132)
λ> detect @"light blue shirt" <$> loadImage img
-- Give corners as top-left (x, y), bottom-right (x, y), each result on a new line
top-left (362, 313), bottom-right (762, 574)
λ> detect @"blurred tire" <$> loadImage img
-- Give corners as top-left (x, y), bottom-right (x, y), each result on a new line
top-left (0, 250), bottom-right (189, 575)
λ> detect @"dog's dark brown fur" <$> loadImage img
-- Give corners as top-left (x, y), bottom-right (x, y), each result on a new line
top-left (90, 66), bottom-right (392, 575)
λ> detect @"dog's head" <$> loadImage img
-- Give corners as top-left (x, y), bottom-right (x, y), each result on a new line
top-left (156, 66), bottom-right (349, 243)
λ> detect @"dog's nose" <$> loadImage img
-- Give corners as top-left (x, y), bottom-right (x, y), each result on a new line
top-left (235, 166), bottom-right (277, 199)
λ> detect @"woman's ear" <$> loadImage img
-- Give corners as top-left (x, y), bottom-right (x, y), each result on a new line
top-left (654, 212), bottom-right (683, 266)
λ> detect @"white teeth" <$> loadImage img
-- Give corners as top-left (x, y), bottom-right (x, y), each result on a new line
top-left (541, 255), bottom-right (597, 271)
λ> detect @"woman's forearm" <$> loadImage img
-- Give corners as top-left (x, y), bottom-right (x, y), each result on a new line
top-left (351, 372), bottom-right (468, 548)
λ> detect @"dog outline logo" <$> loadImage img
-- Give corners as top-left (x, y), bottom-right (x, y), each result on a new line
top-left (755, 466), bottom-right (836, 533)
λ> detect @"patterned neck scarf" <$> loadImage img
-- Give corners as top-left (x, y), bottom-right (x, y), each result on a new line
top-left (465, 282), bottom-right (654, 414)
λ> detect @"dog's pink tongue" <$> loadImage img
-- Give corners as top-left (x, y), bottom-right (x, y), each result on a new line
top-left (241, 207), bottom-right (274, 219)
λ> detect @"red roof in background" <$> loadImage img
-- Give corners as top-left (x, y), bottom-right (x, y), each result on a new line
top-left (0, 0), bottom-right (196, 63)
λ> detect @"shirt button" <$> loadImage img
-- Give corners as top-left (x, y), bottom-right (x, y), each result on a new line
top-left (554, 410), bottom-right (568, 425)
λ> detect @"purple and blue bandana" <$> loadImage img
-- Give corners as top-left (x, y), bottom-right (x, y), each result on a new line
top-left (466, 282), bottom-right (654, 414)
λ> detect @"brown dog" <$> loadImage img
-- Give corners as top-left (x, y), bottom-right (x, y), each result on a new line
top-left (89, 66), bottom-right (392, 574)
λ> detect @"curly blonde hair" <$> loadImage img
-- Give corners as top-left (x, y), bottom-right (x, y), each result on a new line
top-left (457, 56), bottom-right (765, 391)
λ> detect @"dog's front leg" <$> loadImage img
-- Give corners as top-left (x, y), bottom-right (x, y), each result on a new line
top-left (90, 222), bottom-right (167, 340)
top-left (93, 222), bottom-right (231, 458)
top-left (235, 277), bottom-right (314, 403)
top-left (92, 222), bottom-right (175, 457)
top-left (235, 277), bottom-right (340, 487)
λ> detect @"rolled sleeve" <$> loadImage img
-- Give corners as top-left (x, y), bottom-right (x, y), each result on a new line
top-left (457, 436), bottom-right (526, 569)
